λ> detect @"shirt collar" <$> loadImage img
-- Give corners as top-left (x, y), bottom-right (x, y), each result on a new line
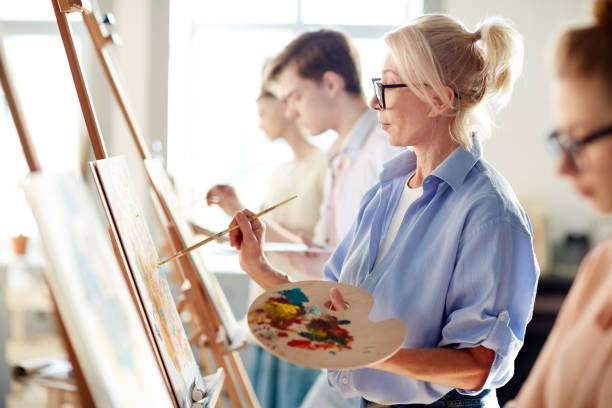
top-left (339, 109), bottom-right (378, 155)
top-left (380, 137), bottom-right (483, 191)
top-left (380, 148), bottom-right (417, 182)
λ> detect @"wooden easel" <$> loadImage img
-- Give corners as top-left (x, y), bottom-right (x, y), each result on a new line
top-left (53, 2), bottom-right (259, 407)
top-left (52, 0), bottom-right (259, 407)
top-left (79, 1), bottom-right (242, 342)
top-left (0, 33), bottom-right (95, 408)
top-left (0, 25), bottom-right (230, 408)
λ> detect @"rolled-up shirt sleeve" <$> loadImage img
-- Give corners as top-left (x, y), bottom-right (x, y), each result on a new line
top-left (438, 217), bottom-right (539, 393)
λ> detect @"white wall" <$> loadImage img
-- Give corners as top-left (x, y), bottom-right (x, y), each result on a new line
top-left (442, 0), bottom-right (610, 245)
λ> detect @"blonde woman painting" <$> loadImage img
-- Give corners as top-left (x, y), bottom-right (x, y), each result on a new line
top-left (229, 14), bottom-right (538, 407)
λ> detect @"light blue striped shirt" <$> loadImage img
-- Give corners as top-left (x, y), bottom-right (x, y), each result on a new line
top-left (324, 138), bottom-right (539, 405)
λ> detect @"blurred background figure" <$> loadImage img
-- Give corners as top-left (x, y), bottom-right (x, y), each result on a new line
top-left (509, 0), bottom-right (612, 406)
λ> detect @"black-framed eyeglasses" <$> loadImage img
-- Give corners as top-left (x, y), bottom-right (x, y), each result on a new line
top-left (548, 123), bottom-right (612, 169)
top-left (372, 77), bottom-right (407, 110)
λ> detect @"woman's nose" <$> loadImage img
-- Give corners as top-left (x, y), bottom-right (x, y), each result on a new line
top-left (369, 94), bottom-right (382, 111)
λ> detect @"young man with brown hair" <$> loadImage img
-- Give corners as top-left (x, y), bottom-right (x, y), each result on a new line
top-left (269, 29), bottom-right (401, 252)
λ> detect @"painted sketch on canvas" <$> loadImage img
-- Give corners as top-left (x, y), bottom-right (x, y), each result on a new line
top-left (248, 280), bottom-right (407, 369)
top-left (90, 157), bottom-right (200, 406)
top-left (24, 174), bottom-right (174, 407)
top-left (144, 158), bottom-right (239, 341)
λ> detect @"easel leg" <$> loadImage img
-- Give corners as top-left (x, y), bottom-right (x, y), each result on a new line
top-left (225, 350), bottom-right (260, 408)
top-left (207, 338), bottom-right (243, 407)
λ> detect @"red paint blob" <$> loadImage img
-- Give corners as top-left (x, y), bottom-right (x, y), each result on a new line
top-left (287, 339), bottom-right (314, 349)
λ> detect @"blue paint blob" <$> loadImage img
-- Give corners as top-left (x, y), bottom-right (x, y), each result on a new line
top-left (279, 288), bottom-right (309, 306)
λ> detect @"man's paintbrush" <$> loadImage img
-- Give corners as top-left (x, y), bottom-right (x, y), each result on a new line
top-left (157, 195), bottom-right (297, 266)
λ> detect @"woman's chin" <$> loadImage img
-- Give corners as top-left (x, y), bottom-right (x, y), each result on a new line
top-left (387, 134), bottom-right (413, 148)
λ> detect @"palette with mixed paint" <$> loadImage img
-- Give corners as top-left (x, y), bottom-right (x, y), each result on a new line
top-left (247, 281), bottom-right (407, 369)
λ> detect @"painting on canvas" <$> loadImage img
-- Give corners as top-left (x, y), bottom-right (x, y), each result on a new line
top-left (90, 157), bottom-right (200, 406)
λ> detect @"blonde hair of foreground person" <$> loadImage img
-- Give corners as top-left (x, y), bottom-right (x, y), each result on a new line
top-left (385, 14), bottom-right (523, 149)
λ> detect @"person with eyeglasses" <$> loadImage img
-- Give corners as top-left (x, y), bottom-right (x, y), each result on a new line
top-left (229, 14), bottom-right (538, 408)
top-left (507, 0), bottom-right (612, 406)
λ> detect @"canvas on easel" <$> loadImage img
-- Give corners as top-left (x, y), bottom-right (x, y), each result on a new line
top-left (80, 2), bottom-right (242, 345)
top-left (89, 156), bottom-right (202, 407)
top-left (66, 0), bottom-right (242, 343)
top-left (24, 174), bottom-right (176, 407)
top-left (81, 5), bottom-right (258, 406)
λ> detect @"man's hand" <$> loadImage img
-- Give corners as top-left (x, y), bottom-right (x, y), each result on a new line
top-left (206, 184), bottom-right (243, 216)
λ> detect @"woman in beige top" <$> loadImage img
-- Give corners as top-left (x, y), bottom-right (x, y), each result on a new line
top-left (510, 0), bottom-right (612, 406)
top-left (206, 86), bottom-right (327, 280)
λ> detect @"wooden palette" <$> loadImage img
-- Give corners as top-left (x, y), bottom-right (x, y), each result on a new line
top-left (247, 281), bottom-right (407, 369)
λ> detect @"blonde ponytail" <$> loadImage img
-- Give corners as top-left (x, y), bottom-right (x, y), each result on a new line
top-left (476, 17), bottom-right (524, 111)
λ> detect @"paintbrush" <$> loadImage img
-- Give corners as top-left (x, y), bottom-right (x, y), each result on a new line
top-left (157, 195), bottom-right (297, 266)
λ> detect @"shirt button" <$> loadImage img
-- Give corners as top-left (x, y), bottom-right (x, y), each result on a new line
top-left (341, 377), bottom-right (349, 385)
top-left (499, 311), bottom-right (509, 322)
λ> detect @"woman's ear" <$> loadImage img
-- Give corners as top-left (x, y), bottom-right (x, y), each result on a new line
top-left (321, 71), bottom-right (345, 98)
top-left (427, 86), bottom-right (456, 117)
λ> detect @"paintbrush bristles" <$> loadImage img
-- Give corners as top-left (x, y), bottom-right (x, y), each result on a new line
top-left (157, 195), bottom-right (297, 266)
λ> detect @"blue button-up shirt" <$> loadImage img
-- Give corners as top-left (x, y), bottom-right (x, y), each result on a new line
top-left (324, 139), bottom-right (539, 405)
